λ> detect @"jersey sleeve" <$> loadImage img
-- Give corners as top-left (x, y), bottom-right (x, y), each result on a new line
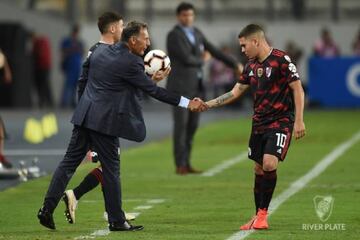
top-left (237, 62), bottom-right (251, 85)
top-left (280, 55), bottom-right (300, 84)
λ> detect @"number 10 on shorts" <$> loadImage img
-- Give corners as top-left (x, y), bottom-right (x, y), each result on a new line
top-left (276, 133), bottom-right (287, 148)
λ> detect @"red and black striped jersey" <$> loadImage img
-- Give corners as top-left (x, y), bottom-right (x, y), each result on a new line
top-left (238, 48), bottom-right (300, 132)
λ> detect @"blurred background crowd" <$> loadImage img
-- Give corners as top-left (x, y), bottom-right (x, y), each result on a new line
top-left (0, 0), bottom-right (359, 109)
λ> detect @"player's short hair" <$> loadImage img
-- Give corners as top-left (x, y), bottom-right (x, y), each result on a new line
top-left (121, 21), bottom-right (148, 42)
top-left (97, 12), bottom-right (123, 34)
top-left (176, 2), bottom-right (195, 15)
top-left (238, 24), bottom-right (265, 38)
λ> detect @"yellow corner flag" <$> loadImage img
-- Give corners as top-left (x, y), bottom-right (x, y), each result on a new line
top-left (42, 113), bottom-right (59, 138)
top-left (24, 118), bottom-right (44, 144)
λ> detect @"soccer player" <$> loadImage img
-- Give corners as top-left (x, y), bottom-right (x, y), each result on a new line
top-left (204, 24), bottom-right (306, 230)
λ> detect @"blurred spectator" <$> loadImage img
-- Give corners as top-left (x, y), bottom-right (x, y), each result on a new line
top-left (285, 40), bottom-right (308, 94)
top-left (0, 49), bottom-right (13, 169)
top-left (209, 45), bottom-right (236, 98)
top-left (352, 29), bottom-right (360, 55)
top-left (291, 0), bottom-right (305, 20)
top-left (285, 40), bottom-right (303, 65)
top-left (31, 32), bottom-right (54, 108)
top-left (0, 48), bottom-right (12, 84)
top-left (0, 117), bottom-right (12, 169)
top-left (60, 25), bottom-right (84, 108)
top-left (313, 28), bottom-right (340, 57)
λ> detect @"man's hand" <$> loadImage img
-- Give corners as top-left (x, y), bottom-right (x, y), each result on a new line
top-left (202, 51), bottom-right (211, 62)
top-left (151, 67), bottom-right (171, 83)
top-left (188, 98), bottom-right (208, 112)
top-left (293, 121), bottom-right (306, 140)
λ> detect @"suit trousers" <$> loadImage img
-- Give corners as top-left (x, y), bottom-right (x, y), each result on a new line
top-left (43, 125), bottom-right (126, 223)
top-left (172, 107), bottom-right (200, 168)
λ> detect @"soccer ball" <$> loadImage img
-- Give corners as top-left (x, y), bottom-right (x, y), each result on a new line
top-left (144, 49), bottom-right (170, 76)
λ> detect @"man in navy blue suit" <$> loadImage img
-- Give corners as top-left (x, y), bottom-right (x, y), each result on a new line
top-left (37, 21), bottom-right (206, 232)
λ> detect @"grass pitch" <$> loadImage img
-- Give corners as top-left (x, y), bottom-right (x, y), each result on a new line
top-left (0, 110), bottom-right (359, 240)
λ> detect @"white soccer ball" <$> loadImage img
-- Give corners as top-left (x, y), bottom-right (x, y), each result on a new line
top-left (144, 49), bottom-right (170, 76)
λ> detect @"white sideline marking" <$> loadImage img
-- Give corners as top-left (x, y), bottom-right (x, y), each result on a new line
top-left (201, 151), bottom-right (248, 177)
top-left (147, 199), bottom-right (166, 204)
top-left (226, 130), bottom-right (360, 240)
top-left (82, 199), bottom-right (144, 203)
top-left (130, 212), bottom-right (141, 218)
top-left (74, 199), bottom-right (166, 240)
top-left (5, 149), bottom-right (65, 156)
top-left (134, 205), bottom-right (153, 210)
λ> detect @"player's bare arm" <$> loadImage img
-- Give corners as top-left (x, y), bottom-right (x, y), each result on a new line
top-left (206, 83), bottom-right (249, 108)
top-left (289, 80), bottom-right (306, 140)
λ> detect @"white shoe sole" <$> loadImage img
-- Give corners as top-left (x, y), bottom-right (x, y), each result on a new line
top-left (63, 190), bottom-right (77, 224)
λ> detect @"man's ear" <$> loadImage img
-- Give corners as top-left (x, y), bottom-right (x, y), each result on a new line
top-left (130, 36), bottom-right (137, 45)
top-left (109, 24), bottom-right (115, 34)
top-left (252, 37), bottom-right (259, 47)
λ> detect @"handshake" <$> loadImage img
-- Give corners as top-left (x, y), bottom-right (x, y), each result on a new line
top-left (188, 98), bottom-right (209, 112)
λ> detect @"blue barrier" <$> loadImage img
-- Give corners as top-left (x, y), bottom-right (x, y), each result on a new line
top-left (308, 57), bottom-right (360, 107)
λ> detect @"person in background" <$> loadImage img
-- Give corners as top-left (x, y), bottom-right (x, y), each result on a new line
top-left (32, 31), bottom-right (54, 108)
top-left (209, 45), bottom-right (236, 99)
top-left (285, 40), bottom-right (303, 65)
top-left (60, 25), bottom-right (84, 108)
top-left (0, 49), bottom-right (13, 169)
top-left (166, 2), bottom-right (242, 175)
top-left (313, 28), bottom-right (340, 57)
top-left (352, 29), bottom-right (360, 55)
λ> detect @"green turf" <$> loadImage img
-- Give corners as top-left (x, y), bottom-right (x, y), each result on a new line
top-left (0, 110), bottom-right (359, 240)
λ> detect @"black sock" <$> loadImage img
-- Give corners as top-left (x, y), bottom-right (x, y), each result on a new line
top-left (73, 168), bottom-right (102, 200)
top-left (259, 170), bottom-right (277, 210)
top-left (254, 174), bottom-right (263, 213)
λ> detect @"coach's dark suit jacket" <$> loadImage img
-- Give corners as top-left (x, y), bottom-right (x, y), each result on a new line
top-left (71, 42), bottom-right (181, 142)
top-left (166, 25), bottom-right (238, 97)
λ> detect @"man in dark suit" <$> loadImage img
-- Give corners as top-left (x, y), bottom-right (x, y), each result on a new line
top-left (37, 21), bottom-right (205, 232)
top-left (166, 2), bottom-right (242, 175)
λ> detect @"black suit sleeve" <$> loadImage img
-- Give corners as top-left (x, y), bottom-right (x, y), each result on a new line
top-left (167, 30), bottom-right (203, 67)
top-left (198, 29), bottom-right (238, 69)
top-left (76, 59), bottom-right (89, 101)
top-left (125, 57), bottom-right (181, 106)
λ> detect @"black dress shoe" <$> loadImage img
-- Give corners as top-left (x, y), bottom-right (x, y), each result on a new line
top-left (37, 206), bottom-right (56, 230)
top-left (109, 221), bottom-right (144, 231)
top-left (176, 166), bottom-right (189, 175)
top-left (187, 167), bottom-right (202, 174)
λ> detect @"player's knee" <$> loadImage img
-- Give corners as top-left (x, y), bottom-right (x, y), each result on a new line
top-left (254, 164), bottom-right (263, 175)
top-left (262, 155), bottom-right (278, 171)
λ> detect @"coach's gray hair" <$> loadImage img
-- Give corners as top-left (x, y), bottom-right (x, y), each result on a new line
top-left (121, 21), bottom-right (148, 42)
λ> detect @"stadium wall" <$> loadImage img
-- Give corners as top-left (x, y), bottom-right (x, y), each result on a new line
top-left (0, 2), bottom-right (67, 107)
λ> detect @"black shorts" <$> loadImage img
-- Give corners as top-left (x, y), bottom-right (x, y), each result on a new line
top-left (248, 126), bottom-right (293, 165)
